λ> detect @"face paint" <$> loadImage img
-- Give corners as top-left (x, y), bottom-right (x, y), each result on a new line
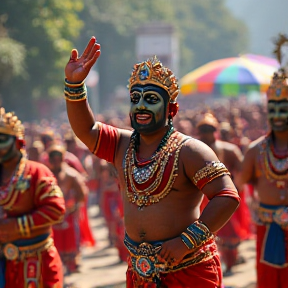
top-left (0, 134), bottom-right (17, 163)
top-left (267, 101), bottom-right (288, 132)
top-left (129, 85), bottom-right (169, 134)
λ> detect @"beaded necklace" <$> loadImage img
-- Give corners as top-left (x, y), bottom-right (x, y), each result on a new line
top-left (124, 126), bottom-right (188, 209)
top-left (259, 134), bottom-right (288, 195)
top-left (0, 151), bottom-right (27, 207)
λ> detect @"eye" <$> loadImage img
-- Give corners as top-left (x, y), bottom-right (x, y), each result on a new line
top-left (130, 92), bottom-right (140, 104)
top-left (268, 108), bottom-right (275, 114)
top-left (145, 93), bottom-right (160, 104)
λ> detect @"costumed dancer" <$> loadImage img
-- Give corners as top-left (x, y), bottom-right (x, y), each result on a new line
top-left (196, 113), bottom-right (251, 275)
top-left (241, 34), bottom-right (288, 288)
top-left (48, 143), bottom-right (87, 274)
top-left (0, 108), bottom-right (65, 288)
top-left (64, 37), bottom-right (240, 287)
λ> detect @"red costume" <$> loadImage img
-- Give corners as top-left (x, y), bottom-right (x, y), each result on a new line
top-left (0, 109), bottom-right (65, 288)
top-left (1, 156), bottom-right (65, 288)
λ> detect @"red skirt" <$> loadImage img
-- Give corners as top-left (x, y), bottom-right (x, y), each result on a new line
top-left (5, 245), bottom-right (63, 288)
top-left (126, 254), bottom-right (222, 288)
top-left (256, 224), bottom-right (288, 288)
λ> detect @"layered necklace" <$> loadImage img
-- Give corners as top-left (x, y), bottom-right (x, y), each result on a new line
top-left (0, 151), bottom-right (27, 208)
top-left (124, 126), bottom-right (187, 209)
top-left (260, 134), bottom-right (288, 200)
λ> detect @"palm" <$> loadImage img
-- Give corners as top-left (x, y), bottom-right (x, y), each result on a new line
top-left (65, 37), bottom-right (101, 83)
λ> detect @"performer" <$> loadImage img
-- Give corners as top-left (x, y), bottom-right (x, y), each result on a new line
top-left (64, 37), bottom-right (240, 287)
top-left (0, 108), bottom-right (65, 288)
top-left (196, 113), bottom-right (251, 275)
top-left (241, 34), bottom-right (288, 288)
top-left (48, 143), bottom-right (87, 274)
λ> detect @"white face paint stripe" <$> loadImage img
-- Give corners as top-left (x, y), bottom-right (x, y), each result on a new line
top-left (0, 137), bottom-right (14, 150)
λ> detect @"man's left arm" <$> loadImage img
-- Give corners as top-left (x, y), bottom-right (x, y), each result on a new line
top-left (0, 167), bottom-right (65, 242)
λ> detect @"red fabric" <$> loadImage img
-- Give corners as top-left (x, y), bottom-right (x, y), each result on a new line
top-left (93, 123), bottom-right (119, 164)
top-left (126, 254), bottom-right (222, 288)
top-left (256, 225), bottom-right (288, 288)
top-left (53, 213), bottom-right (78, 254)
top-left (79, 197), bottom-right (95, 247)
top-left (5, 245), bottom-right (63, 288)
top-left (5, 160), bottom-right (66, 234)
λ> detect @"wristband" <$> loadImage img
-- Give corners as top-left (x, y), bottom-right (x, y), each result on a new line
top-left (64, 78), bottom-right (87, 101)
top-left (180, 220), bottom-right (212, 250)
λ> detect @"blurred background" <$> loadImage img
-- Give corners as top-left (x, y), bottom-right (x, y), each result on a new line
top-left (0, 0), bottom-right (287, 121)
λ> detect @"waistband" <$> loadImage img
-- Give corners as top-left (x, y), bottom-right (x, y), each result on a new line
top-left (258, 203), bottom-right (288, 229)
top-left (0, 233), bottom-right (53, 261)
top-left (124, 232), bottom-right (217, 281)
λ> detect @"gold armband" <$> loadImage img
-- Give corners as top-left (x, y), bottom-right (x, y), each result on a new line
top-left (192, 161), bottom-right (230, 190)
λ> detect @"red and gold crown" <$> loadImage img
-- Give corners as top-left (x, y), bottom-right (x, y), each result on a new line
top-left (0, 107), bottom-right (24, 139)
top-left (267, 34), bottom-right (288, 101)
top-left (128, 56), bottom-right (179, 102)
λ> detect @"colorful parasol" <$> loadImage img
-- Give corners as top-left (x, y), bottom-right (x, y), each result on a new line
top-left (180, 54), bottom-right (279, 97)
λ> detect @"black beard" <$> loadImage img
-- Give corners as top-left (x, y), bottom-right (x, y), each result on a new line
top-left (130, 114), bottom-right (166, 135)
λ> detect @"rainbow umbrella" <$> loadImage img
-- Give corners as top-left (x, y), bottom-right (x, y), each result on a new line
top-left (180, 54), bottom-right (279, 97)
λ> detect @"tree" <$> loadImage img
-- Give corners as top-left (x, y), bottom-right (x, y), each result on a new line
top-left (0, 0), bottom-right (83, 120)
top-left (77, 0), bottom-right (248, 111)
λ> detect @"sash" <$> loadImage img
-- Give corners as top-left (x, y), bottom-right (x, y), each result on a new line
top-left (259, 203), bottom-right (287, 267)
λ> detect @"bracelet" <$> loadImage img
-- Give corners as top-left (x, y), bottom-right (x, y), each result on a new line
top-left (180, 220), bottom-right (212, 250)
top-left (17, 215), bottom-right (31, 237)
top-left (64, 78), bottom-right (87, 101)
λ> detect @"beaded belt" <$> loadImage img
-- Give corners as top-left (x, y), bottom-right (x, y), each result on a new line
top-left (0, 234), bottom-right (53, 261)
top-left (258, 204), bottom-right (288, 229)
top-left (124, 233), bottom-right (217, 282)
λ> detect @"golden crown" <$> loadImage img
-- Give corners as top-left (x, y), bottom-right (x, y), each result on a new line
top-left (128, 56), bottom-right (179, 102)
top-left (0, 107), bottom-right (25, 139)
top-left (267, 34), bottom-right (288, 101)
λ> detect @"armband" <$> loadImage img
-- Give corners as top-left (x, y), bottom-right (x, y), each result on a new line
top-left (64, 78), bottom-right (87, 101)
top-left (180, 220), bottom-right (212, 250)
top-left (192, 161), bottom-right (231, 190)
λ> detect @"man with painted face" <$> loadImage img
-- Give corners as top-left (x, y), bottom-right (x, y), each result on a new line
top-left (0, 108), bottom-right (66, 287)
top-left (64, 37), bottom-right (240, 287)
top-left (241, 35), bottom-right (288, 288)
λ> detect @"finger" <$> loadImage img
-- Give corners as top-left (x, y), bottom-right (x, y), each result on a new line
top-left (87, 43), bottom-right (101, 61)
top-left (80, 36), bottom-right (97, 59)
top-left (70, 49), bottom-right (79, 62)
top-left (159, 247), bottom-right (171, 261)
top-left (85, 48), bottom-right (101, 70)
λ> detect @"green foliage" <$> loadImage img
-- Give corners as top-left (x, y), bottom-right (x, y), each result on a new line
top-left (0, 0), bottom-right (248, 120)
top-left (0, 0), bottom-right (83, 120)
top-left (0, 37), bottom-right (26, 85)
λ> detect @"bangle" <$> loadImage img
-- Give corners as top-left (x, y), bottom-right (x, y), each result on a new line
top-left (180, 220), bottom-right (212, 250)
top-left (64, 79), bottom-right (87, 101)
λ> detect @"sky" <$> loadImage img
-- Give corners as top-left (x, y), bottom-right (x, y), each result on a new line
top-left (226, 0), bottom-right (288, 61)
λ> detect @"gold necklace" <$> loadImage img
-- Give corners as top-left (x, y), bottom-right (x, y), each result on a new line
top-left (124, 130), bottom-right (189, 209)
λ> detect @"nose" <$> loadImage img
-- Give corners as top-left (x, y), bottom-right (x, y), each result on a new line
top-left (136, 97), bottom-right (146, 110)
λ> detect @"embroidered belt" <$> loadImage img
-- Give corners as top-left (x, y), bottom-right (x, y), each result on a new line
top-left (258, 204), bottom-right (288, 229)
top-left (0, 234), bottom-right (53, 261)
top-left (124, 233), bottom-right (217, 282)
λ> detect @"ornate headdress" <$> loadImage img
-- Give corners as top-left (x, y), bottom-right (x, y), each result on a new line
top-left (128, 56), bottom-right (179, 103)
top-left (0, 107), bottom-right (24, 139)
top-left (267, 34), bottom-right (288, 101)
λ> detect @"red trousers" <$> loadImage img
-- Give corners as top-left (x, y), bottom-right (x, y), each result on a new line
top-left (5, 245), bottom-right (63, 288)
top-left (256, 224), bottom-right (288, 288)
top-left (126, 254), bottom-right (222, 288)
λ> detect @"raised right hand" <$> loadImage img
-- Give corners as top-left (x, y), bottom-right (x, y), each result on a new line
top-left (65, 36), bottom-right (101, 83)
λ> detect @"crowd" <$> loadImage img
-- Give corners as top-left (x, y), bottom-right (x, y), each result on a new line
top-left (0, 34), bottom-right (287, 288)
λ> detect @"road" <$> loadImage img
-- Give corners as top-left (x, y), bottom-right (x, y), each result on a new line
top-left (64, 206), bottom-right (257, 288)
